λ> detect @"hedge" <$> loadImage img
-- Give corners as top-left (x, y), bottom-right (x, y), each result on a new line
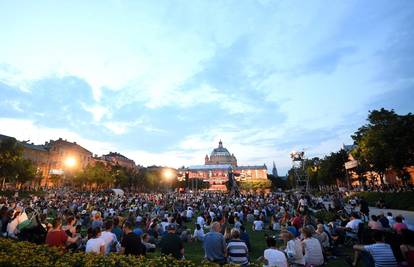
top-left (0, 238), bottom-right (261, 267)
top-left (353, 191), bottom-right (414, 211)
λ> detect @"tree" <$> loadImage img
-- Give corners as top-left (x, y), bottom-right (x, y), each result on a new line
top-left (0, 137), bottom-right (36, 189)
top-left (352, 109), bottom-right (414, 184)
top-left (75, 162), bottom-right (113, 189)
top-left (317, 150), bottom-right (348, 185)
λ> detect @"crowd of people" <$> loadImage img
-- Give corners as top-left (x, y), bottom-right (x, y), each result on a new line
top-left (0, 188), bottom-right (413, 266)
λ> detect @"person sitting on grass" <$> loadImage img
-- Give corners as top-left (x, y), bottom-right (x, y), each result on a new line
top-left (111, 216), bottom-right (123, 241)
top-left (204, 222), bottom-right (227, 265)
top-left (45, 218), bottom-right (79, 248)
top-left (193, 223), bottom-right (205, 242)
top-left (85, 227), bottom-right (105, 254)
top-left (368, 215), bottom-right (384, 231)
top-left (400, 229), bottom-right (414, 267)
top-left (259, 235), bottom-right (287, 267)
top-left (121, 221), bottom-right (146, 256)
top-left (239, 225), bottom-right (251, 252)
top-left (253, 216), bottom-right (264, 231)
top-left (141, 233), bottom-right (156, 253)
top-left (348, 230), bottom-right (397, 267)
top-left (160, 224), bottom-right (184, 260)
top-left (280, 230), bottom-right (305, 266)
top-left (226, 228), bottom-right (249, 266)
top-left (393, 215), bottom-right (408, 234)
top-left (314, 223), bottom-right (330, 250)
top-left (301, 226), bottom-right (324, 267)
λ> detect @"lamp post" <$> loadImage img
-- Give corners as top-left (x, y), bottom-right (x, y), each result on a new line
top-left (162, 168), bottom-right (176, 191)
top-left (64, 156), bottom-right (77, 187)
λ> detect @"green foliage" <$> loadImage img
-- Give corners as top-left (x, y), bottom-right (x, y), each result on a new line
top-left (351, 108), bottom-right (414, 183)
top-left (287, 150), bottom-right (348, 188)
top-left (268, 174), bottom-right (287, 189)
top-left (239, 180), bottom-right (271, 191)
top-left (316, 149), bottom-right (348, 185)
top-left (0, 137), bottom-right (37, 188)
top-left (0, 238), bottom-right (262, 267)
top-left (352, 191), bottom-right (414, 211)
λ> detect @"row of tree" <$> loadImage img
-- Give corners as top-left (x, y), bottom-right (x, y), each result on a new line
top-left (287, 108), bottom-right (414, 188)
top-left (1, 108), bottom-right (412, 191)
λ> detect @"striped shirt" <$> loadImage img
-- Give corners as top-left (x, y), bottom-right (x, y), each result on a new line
top-left (227, 239), bottom-right (249, 265)
top-left (364, 243), bottom-right (397, 267)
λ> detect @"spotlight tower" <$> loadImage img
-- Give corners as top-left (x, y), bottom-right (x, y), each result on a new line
top-left (290, 150), bottom-right (309, 192)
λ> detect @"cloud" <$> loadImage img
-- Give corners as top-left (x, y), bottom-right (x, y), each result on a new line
top-left (1, 0), bottom-right (413, 175)
top-left (0, 118), bottom-right (116, 155)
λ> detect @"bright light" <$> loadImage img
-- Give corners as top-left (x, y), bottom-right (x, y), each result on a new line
top-left (163, 169), bottom-right (175, 180)
top-left (64, 157), bottom-right (76, 168)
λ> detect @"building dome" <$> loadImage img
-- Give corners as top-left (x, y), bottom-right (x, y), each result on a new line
top-left (205, 140), bottom-right (237, 167)
top-left (211, 140), bottom-right (231, 157)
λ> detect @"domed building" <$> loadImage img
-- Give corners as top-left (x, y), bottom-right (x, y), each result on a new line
top-left (205, 140), bottom-right (237, 167)
top-left (179, 140), bottom-right (268, 191)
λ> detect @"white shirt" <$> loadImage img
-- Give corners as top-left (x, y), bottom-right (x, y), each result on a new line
top-left (85, 237), bottom-right (105, 254)
top-left (303, 238), bottom-right (324, 266)
top-left (264, 248), bottom-right (288, 267)
top-left (100, 231), bottom-right (118, 254)
top-left (160, 221), bottom-right (169, 232)
top-left (193, 228), bottom-right (205, 240)
top-left (285, 239), bottom-right (305, 265)
top-left (186, 209), bottom-right (193, 218)
top-left (196, 216), bottom-right (205, 227)
top-left (345, 219), bottom-right (362, 231)
top-left (7, 218), bottom-right (19, 237)
top-left (253, 220), bottom-right (264, 231)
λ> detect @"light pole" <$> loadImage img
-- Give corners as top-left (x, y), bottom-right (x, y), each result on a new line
top-left (64, 156), bottom-right (77, 187)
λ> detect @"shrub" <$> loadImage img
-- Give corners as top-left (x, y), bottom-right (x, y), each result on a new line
top-left (353, 191), bottom-right (414, 211)
top-left (0, 238), bottom-right (261, 267)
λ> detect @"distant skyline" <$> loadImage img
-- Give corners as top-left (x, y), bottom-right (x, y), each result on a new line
top-left (0, 1), bottom-right (413, 175)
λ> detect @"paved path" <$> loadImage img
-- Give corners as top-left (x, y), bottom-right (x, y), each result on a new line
top-left (323, 201), bottom-right (414, 226)
top-left (368, 206), bottom-right (414, 224)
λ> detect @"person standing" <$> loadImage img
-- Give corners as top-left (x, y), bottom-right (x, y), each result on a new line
top-left (159, 224), bottom-right (184, 260)
top-left (204, 222), bottom-right (227, 265)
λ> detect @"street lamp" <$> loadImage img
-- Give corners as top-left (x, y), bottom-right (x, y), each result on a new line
top-left (64, 157), bottom-right (76, 168)
top-left (163, 169), bottom-right (175, 180)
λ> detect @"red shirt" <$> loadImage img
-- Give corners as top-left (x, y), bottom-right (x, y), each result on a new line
top-left (393, 223), bottom-right (407, 234)
top-left (46, 229), bottom-right (68, 247)
top-left (292, 216), bottom-right (303, 230)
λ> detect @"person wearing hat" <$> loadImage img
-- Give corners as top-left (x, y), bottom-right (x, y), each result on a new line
top-left (160, 223), bottom-right (184, 260)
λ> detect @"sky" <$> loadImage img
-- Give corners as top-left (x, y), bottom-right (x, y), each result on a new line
top-left (0, 0), bottom-right (413, 175)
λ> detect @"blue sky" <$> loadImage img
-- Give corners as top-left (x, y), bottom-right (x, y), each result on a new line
top-left (0, 0), bottom-right (413, 174)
